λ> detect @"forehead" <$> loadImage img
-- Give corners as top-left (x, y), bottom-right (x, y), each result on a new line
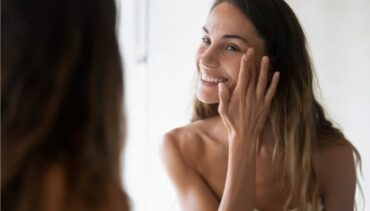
top-left (206, 2), bottom-right (261, 41)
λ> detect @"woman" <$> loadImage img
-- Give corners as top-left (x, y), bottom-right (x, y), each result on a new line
top-left (161, 0), bottom-right (361, 210)
top-left (1, 0), bottom-right (129, 210)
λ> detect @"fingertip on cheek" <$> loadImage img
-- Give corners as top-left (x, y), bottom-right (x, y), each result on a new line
top-left (242, 54), bottom-right (247, 62)
top-left (218, 83), bottom-right (223, 91)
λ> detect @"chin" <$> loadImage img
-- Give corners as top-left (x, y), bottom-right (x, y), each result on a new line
top-left (196, 92), bottom-right (219, 104)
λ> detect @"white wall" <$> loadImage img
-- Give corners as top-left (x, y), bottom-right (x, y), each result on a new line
top-left (120, 0), bottom-right (370, 210)
top-left (285, 0), bottom-right (370, 208)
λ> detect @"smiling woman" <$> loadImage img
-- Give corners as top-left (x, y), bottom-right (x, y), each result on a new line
top-left (160, 0), bottom-right (362, 211)
top-left (196, 4), bottom-right (266, 104)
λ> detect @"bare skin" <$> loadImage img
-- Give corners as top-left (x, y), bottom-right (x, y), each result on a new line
top-left (40, 163), bottom-right (129, 211)
top-left (162, 117), bottom-right (356, 211)
top-left (161, 3), bottom-right (356, 211)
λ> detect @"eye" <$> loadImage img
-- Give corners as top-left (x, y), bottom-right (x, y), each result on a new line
top-left (201, 36), bottom-right (211, 45)
top-left (225, 45), bottom-right (240, 52)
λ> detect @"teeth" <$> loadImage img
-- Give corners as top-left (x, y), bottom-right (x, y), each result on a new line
top-left (201, 73), bottom-right (225, 83)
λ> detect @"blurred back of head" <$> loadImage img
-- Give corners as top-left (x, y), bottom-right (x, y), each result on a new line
top-left (1, 0), bottom-right (129, 210)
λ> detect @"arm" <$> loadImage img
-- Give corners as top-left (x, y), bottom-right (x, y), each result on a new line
top-left (314, 144), bottom-right (357, 211)
top-left (217, 48), bottom-right (279, 211)
top-left (161, 132), bottom-right (257, 211)
top-left (218, 136), bottom-right (257, 211)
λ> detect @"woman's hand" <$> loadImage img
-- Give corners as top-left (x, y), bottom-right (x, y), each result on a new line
top-left (218, 48), bottom-right (280, 143)
top-left (217, 48), bottom-right (279, 211)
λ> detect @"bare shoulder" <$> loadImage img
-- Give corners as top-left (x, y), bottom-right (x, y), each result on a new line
top-left (41, 163), bottom-right (129, 211)
top-left (160, 121), bottom-right (209, 193)
top-left (313, 140), bottom-right (357, 210)
top-left (101, 182), bottom-right (130, 211)
top-left (160, 121), bottom-right (221, 210)
top-left (161, 121), bottom-right (206, 168)
top-left (313, 141), bottom-right (356, 182)
top-left (41, 162), bottom-right (68, 211)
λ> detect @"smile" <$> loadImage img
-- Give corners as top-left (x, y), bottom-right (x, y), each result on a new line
top-left (200, 73), bottom-right (228, 84)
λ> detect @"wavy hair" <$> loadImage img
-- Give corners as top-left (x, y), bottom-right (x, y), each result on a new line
top-left (192, 0), bottom-right (361, 210)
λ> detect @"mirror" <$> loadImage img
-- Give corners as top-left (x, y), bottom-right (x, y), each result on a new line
top-left (120, 0), bottom-right (370, 210)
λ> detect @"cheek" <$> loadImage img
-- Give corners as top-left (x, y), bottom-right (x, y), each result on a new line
top-left (223, 58), bottom-right (242, 89)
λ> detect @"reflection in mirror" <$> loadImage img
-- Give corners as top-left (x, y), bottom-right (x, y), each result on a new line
top-left (121, 0), bottom-right (370, 210)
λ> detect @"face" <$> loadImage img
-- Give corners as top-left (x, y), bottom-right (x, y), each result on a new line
top-left (196, 2), bottom-right (266, 104)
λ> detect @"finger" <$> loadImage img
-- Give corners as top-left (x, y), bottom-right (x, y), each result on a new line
top-left (218, 82), bottom-right (230, 116)
top-left (256, 56), bottom-right (269, 99)
top-left (248, 48), bottom-right (256, 90)
top-left (246, 48), bottom-right (256, 99)
top-left (218, 82), bottom-right (235, 130)
top-left (235, 53), bottom-right (248, 93)
top-left (264, 71), bottom-right (280, 103)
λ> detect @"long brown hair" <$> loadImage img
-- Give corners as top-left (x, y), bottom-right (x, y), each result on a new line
top-left (1, 0), bottom-right (129, 210)
top-left (192, 0), bottom-right (361, 210)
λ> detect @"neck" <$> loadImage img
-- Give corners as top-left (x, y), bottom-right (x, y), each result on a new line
top-left (212, 115), bottom-right (275, 147)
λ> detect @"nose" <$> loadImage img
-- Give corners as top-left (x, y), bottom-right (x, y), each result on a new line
top-left (199, 46), bottom-right (220, 69)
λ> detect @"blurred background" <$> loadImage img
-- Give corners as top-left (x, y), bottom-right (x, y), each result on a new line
top-left (118, 0), bottom-right (370, 210)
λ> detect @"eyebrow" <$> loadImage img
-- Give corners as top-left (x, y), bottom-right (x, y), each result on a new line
top-left (202, 26), bottom-right (249, 44)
